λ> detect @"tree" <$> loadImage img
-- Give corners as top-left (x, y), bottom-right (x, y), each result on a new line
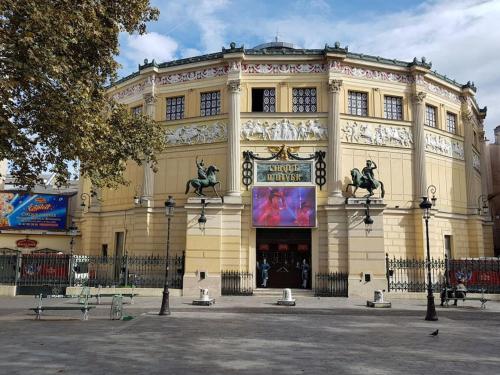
top-left (0, 0), bottom-right (164, 189)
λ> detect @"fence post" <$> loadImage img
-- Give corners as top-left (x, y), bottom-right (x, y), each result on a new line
top-left (385, 253), bottom-right (390, 292)
top-left (15, 252), bottom-right (22, 287)
top-left (124, 254), bottom-right (129, 287)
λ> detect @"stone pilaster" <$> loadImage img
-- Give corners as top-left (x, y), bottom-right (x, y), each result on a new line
top-left (226, 79), bottom-right (241, 198)
top-left (461, 106), bottom-right (475, 213)
top-left (412, 92), bottom-right (427, 200)
top-left (327, 79), bottom-right (343, 202)
top-left (142, 93), bottom-right (156, 206)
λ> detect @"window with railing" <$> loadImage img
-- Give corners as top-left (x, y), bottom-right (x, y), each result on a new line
top-left (252, 88), bottom-right (276, 112)
top-left (166, 96), bottom-right (184, 121)
top-left (200, 91), bottom-right (221, 117)
top-left (384, 96), bottom-right (403, 120)
top-left (131, 106), bottom-right (143, 117)
top-left (446, 112), bottom-right (457, 134)
top-left (292, 88), bottom-right (317, 113)
top-left (348, 91), bottom-right (368, 116)
top-left (425, 105), bottom-right (437, 128)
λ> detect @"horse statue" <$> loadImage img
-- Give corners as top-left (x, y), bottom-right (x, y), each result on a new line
top-left (346, 167), bottom-right (385, 198)
top-left (185, 164), bottom-right (222, 198)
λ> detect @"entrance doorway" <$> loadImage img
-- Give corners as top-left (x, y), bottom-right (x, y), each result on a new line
top-left (256, 228), bottom-right (311, 289)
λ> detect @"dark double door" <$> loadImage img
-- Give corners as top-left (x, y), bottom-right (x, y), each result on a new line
top-left (256, 228), bottom-right (311, 289)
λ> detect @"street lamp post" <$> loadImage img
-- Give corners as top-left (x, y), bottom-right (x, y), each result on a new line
top-left (420, 185), bottom-right (438, 321)
top-left (363, 198), bottom-right (374, 233)
top-left (159, 196), bottom-right (176, 316)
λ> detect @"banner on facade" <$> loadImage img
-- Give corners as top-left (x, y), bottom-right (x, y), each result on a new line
top-left (255, 161), bottom-right (313, 184)
top-left (252, 186), bottom-right (316, 228)
top-left (0, 192), bottom-right (70, 231)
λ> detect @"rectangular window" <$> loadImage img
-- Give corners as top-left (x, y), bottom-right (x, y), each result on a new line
top-left (384, 96), bottom-right (403, 120)
top-left (252, 88), bottom-right (276, 112)
top-left (200, 91), bottom-right (221, 117)
top-left (444, 235), bottom-right (452, 259)
top-left (292, 88), bottom-right (317, 113)
top-left (131, 106), bottom-right (142, 117)
top-left (348, 91), bottom-right (368, 116)
top-left (425, 105), bottom-right (437, 128)
top-left (166, 96), bottom-right (184, 121)
top-left (446, 112), bottom-right (457, 134)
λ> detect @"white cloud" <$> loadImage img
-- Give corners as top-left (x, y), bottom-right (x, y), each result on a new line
top-left (181, 48), bottom-right (203, 59)
top-left (123, 32), bottom-right (179, 65)
top-left (232, 0), bottom-right (500, 137)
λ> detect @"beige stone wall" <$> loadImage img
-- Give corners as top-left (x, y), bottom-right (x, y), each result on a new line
top-left (0, 232), bottom-right (77, 253)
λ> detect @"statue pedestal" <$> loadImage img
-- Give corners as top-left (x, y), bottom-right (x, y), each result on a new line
top-left (182, 196), bottom-right (243, 297)
top-left (345, 198), bottom-right (387, 299)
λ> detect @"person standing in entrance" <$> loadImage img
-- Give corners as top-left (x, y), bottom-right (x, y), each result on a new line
top-left (257, 258), bottom-right (271, 288)
top-left (300, 259), bottom-right (310, 288)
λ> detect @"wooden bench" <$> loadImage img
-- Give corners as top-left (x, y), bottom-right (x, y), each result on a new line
top-left (30, 294), bottom-right (95, 320)
top-left (443, 289), bottom-right (489, 309)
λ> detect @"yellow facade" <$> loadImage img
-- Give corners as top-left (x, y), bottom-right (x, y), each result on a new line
top-left (76, 42), bottom-right (492, 297)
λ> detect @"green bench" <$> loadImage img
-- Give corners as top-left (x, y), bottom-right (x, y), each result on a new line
top-left (443, 289), bottom-right (489, 309)
top-left (30, 294), bottom-right (95, 320)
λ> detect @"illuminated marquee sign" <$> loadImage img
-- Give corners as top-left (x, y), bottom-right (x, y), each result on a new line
top-left (252, 186), bottom-right (316, 228)
top-left (255, 161), bottom-right (313, 184)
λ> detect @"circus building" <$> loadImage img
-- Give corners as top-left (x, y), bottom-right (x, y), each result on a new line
top-left (75, 41), bottom-right (493, 298)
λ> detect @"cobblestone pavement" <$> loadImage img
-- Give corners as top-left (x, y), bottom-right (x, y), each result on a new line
top-left (1, 296), bottom-right (499, 374)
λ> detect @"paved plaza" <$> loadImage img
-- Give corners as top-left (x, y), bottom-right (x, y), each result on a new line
top-left (0, 295), bottom-right (499, 374)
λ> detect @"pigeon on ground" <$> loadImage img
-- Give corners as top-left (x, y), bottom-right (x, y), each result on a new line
top-left (430, 329), bottom-right (439, 336)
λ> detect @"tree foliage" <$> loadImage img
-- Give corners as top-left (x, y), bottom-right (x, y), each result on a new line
top-left (0, 0), bottom-right (164, 189)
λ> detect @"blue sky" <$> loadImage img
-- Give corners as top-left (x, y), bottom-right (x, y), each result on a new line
top-left (116, 0), bottom-right (500, 138)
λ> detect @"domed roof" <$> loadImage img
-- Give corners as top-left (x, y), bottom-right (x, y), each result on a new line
top-left (252, 41), bottom-right (296, 50)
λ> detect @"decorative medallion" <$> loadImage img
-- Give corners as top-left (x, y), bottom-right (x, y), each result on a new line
top-left (267, 145), bottom-right (300, 160)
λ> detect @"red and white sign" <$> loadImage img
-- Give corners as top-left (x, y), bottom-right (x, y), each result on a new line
top-left (16, 239), bottom-right (38, 248)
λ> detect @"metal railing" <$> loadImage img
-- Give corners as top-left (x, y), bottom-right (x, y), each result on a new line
top-left (0, 252), bottom-right (185, 291)
top-left (314, 272), bottom-right (348, 297)
top-left (221, 271), bottom-right (253, 296)
top-left (386, 254), bottom-right (500, 293)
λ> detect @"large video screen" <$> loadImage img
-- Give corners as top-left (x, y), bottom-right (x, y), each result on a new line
top-left (0, 192), bottom-right (70, 231)
top-left (252, 187), bottom-right (316, 228)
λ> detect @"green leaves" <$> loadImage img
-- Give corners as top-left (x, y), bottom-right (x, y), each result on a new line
top-left (0, 0), bottom-right (163, 189)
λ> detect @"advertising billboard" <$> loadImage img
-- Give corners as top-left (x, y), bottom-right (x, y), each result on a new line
top-left (252, 186), bottom-right (316, 228)
top-left (0, 192), bottom-right (70, 231)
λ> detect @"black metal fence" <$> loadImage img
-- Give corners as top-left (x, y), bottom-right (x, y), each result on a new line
top-left (0, 252), bottom-right (185, 292)
top-left (314, 272), bottom-right (348, 297)
top-left (221, 271), bottom-right (253, 295)
top-left (386, 255), bottom-right (500, 293)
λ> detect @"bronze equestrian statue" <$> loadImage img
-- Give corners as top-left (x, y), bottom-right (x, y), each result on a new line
top-left (346, 160), bottom-right (385, 198)
top-left (185, 157), bottom-right (222, 198)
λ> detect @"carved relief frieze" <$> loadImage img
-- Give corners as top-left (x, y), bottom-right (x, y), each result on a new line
top-left (424, 131), bottom-right (464, 160)
top-left (240, 119), bottom-right (327, 141)
top-left (241, 63), bottom-right (326, 74)
top-left (340, 120), bottom-right (413, 148)
top-left (158, 65), bottom-right (228, 85)
top-left (422, 81), bottom-right (461, 104)
top-left (329, 61), bottom-right (414, 84)
top-left (165, 122), bottom-right (227, 146)
top-left (111, 80), bottom-right (147, 101)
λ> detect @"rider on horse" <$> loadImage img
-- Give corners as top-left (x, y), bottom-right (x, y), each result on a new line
top-left (196, 157), bottom-right (207, 180)
top-left (362, 160), bottom-right (377, 190)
